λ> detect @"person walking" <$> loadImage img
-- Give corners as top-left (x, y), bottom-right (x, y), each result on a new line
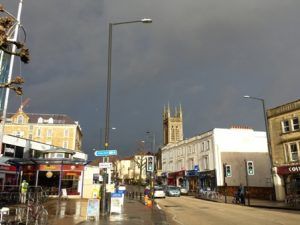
top-left (20, 180), bottom-right (29, 204)
top-left (238, 184), bottom-right (245, 204)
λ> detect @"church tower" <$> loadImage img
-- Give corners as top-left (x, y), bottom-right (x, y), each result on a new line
top-left (163, 104), bottom-right (183, 145)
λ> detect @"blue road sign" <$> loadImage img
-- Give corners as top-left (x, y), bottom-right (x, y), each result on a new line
top-left (94, 150), bottom-right (117, 157)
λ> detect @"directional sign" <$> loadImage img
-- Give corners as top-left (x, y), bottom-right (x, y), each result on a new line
top-left (99, 162), bottom-right (112, 169)
top-left (94, 150), bottom-right (117, 157)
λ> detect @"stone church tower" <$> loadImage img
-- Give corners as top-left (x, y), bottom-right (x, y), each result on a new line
top-left (163, 104), bottom-right (183, 145)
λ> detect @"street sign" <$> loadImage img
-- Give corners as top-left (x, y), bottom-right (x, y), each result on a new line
top-left (99, 162), bottom-right (112, 169)
top-left (94, 150), bottom-right (117, 157)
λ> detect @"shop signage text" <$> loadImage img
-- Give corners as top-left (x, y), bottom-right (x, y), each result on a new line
top-left (277, 165), bottom-right (300, 175)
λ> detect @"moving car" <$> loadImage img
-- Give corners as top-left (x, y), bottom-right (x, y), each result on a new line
top-left (165, 186), bottom-right (181, 197)
top-left (153, 186), bottom-right (166, 198)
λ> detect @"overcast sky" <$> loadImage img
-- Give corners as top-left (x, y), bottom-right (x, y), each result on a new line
top-left (3, 0), bottom-right (300, 159)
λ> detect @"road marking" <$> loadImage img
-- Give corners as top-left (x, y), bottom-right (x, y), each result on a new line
top-left (157, 204), bottom-right (162, 210)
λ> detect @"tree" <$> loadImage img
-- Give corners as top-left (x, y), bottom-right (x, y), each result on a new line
top-left (0, 4), bottom-right (30, 96)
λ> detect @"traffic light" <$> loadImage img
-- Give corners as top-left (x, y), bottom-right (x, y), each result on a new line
top-left (225, 164), bottom-right (232, 177)
top-left (146, 156), bottom-right (154, 172)
top-left (247, 161), bottom-right (254, 175)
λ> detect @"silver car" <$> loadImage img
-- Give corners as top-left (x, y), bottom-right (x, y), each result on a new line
top-left (166, 186), bottom-right (181, 197)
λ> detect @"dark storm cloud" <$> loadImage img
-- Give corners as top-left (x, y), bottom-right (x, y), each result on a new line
top-left (3, 0), bottom-right (300, 158)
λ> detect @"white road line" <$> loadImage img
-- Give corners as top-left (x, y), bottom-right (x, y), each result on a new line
top-left (156, 203), bottom-right (162, 210)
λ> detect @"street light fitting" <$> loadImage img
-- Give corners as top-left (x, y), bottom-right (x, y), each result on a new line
top-left (141, 18), bottom-right (152, 23)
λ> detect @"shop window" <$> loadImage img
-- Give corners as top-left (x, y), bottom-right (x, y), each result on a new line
top-left (282, 120), bottom-right (290, 133)
top-left (292, 117), bottom-right (300, 131)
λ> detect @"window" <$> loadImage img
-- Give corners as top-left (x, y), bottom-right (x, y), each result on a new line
top-left (206, 140), bottom-right (210, 151)
top-left (29, 134), bottom-right (33, 139)
top-left (201, 142), bottom-right (205, 152)
top-left (63, 141), bottom-right (68, 148)
top-left (36, 128), bottom-right (41, 137)
top-left (289, 143), bottom-right (299, 162)
top-left (64, 129), bottom-right (69, 137)
top-left (292, 118), bottom-right (299, 131)
top-left (29, 125), bottom-right (33, 131)
top-left (47, 129), bottom-right (52, 137)
top-left (203, 155), bottom-right (209, 170)
top-left (17, 115), bottom-right (23, 124)
top-left (282, 120), bottom-right (290, 133)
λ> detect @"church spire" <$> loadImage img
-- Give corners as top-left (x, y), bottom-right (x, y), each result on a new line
top-left (179, 104), bottom-right (183, 118)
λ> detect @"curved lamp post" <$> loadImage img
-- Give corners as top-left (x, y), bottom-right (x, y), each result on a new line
top-left (101, 18), bottom-right (152, 215)
top-left (243, 95), bottom-right (275, 200)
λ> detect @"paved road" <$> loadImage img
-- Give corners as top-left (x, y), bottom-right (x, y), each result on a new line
top-left (156, 196), bottom-right (300, 225)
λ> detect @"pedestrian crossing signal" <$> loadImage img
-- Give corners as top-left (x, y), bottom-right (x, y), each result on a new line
top-left (146, 156), bottom-right (154, 172)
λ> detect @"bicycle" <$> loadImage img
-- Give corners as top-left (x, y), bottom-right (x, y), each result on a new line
top-left (18, 198), bottom-right (48, 225)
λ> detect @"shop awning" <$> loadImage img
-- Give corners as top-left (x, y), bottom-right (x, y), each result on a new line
top-left (6, 157), bottom-right (90, 166)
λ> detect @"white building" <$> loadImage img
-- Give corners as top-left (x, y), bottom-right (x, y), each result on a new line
top-left (161, 127), bottom-right (273, 197)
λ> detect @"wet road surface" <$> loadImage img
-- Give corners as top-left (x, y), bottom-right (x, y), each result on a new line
top-left (46, 198), bottom-right (171, 225)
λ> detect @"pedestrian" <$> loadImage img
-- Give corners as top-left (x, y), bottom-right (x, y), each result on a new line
top-left (20, 180), bottom-right (29, 204)
top-left (238, 183), bottom-right (245, 204)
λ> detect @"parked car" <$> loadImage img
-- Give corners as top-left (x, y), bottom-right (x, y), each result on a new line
top-left (165, 186), bottom-right (181, 197)
top-left (179, 186), bottom-right (188, 195)
top-left (153, 186), bottom-right (166, 198)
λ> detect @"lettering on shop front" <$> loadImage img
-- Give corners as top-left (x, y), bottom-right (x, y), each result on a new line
top-left (288, 166), bottom-right (300, 173)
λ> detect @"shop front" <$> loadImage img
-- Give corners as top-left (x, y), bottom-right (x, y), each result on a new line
top-left (277, 164), bottom-right (300, 197)
top-left (38, 164), bottom-right (84, 195)
top-left (168, 170), bottom-right (185, 186)
top-left (186, 170), bottom-right (199, 193)
top-left (0, 163), bottom-right (17, 190)
top-left (198, 170), bottom-right (217, 191)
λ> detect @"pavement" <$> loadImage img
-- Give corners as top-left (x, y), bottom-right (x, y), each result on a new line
top-left (1, 194), bottom-right (299, 225)
top-left (195, 194), bottom-right (300, 210)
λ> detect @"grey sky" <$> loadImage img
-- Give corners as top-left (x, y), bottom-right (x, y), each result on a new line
top-left (3, 0), bottom-right (300, 159)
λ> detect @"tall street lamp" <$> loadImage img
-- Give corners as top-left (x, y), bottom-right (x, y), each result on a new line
top-left (101, 18), bottom-right (152, 215)
top-left (243, 95), bottom-right (275, 200)
top-left (104, 18), bottom-right (152, 150)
